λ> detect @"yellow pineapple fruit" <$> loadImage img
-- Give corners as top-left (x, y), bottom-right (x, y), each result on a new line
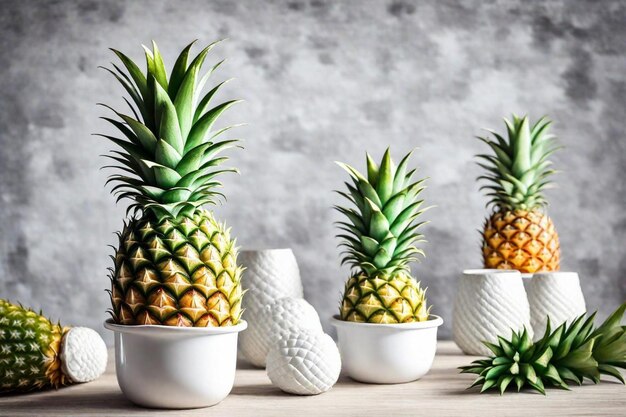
top-left (477, 116), bottom-right (561, 274)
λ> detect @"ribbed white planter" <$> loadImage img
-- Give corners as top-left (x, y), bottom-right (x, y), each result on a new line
top-left (527, 272), bottom-right (586, 339)
top-left (238, 249), bottom-right (305, 365)
top-left (452, 269), bottom-right (532, 356)
top-left (239, 249), bottom-right (304, 311)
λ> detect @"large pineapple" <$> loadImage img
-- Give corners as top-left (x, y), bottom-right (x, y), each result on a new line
top-left (0, 300), bottom-right (106, 393)
top-left (336, 149), bottom-right (430, 323)
top-left (477, 115), bottom-right (561, 273)
top-left (100, 41), bottom-right (244, 326)
top-left (460, 303), bottom-right (626, 394)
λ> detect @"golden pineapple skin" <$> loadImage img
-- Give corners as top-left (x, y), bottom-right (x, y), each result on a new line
top-left (340, 272), bottom-right (428, 323)
top-left (109, 209), bottom-right (243, 327)
top-left (482, 209), bottom-right (560, 274)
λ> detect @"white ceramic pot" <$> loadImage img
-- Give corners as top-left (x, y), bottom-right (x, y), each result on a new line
top-left (239, 248), bottom-right (303, 311)
top-left (526, 272), bottom-right (586, 339)
top-left (104, 320), bottom-right (247, 409)
top-left (452, 269), bottom-right (532, 356)
top-left (331, 315), bottom-right (443, 384)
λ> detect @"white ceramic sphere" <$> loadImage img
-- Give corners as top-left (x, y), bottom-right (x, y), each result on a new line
top-left (266, 330), bottom-right (341, 395)
top-left (240, 297), bottom-right (323, 367)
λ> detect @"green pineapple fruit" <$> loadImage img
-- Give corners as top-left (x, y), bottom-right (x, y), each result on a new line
top-left (100, 40), bottom-right (244, 326)
top-left (336, 149), bottom-right (430, 323)
top-left (0, 300), bottom-right (107, 393)
top-left (459, 303), bottom-right (626, 394)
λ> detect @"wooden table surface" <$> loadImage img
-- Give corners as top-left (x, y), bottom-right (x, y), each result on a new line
top-left (1, 341), bottom-right (624, 416)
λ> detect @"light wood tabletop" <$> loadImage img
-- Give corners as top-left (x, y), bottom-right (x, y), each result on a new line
top-left (1, 341), bottom-right (624, 416)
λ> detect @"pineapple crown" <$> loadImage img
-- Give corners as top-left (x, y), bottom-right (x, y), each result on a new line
top-left (460, 303), bottom-right (626, 395)
top-left (98, 40), bottom-right (241, 221)
top-left (477, 115), bottom-right (560, 212)
top-left (335, 149), bottom-right (429, 277)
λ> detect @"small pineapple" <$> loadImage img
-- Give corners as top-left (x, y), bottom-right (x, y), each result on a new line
top-left (336, 149), bottom-right (430, 323)
top-left (0, 300), bottom-right (107, 393)
top-left (100, 40), bottom-right (244, 326)
top-left (460, 303), bottom-right (626, 394)
top-left (477, 115), bottom-right (561, 273)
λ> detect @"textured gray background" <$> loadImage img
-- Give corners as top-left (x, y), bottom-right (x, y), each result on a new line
top-left (1, 0), bottom-right (625, 344)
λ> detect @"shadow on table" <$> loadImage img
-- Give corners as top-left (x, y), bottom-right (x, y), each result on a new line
top-left (0, 389), bottom-right (151, 415)
top-left (231, 383), bottom-right (290, 397)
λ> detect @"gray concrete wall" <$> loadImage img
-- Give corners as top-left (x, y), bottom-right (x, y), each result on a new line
top-left (1, 0), bottom-right (624, 343)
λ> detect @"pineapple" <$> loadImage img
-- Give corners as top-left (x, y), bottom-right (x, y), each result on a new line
top-left (477, 115), bottom-right (561, 273)
top-left (0, 300), bottom-right (107, 393)
top-left (336, 149), bottom-right (430, 323)
top-left (460, 303), bottom-right (626, 394)
top-left (100, 40), bottom-right (244, 326)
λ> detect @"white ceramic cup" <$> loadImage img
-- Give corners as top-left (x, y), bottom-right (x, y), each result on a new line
top-left (105, 320), bottom-right (247, 409)
top-left (526, 272), bottom-right (586, 339)
top-left (452, 269), bottom-right (532, 356)
top-left (331, 315), bottom-right (443, 384)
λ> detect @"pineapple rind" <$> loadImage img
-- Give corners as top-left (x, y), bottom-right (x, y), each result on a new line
top-left (109, 208), bottom-right (243, 327)
top-left (483, 209), bottom-right (560, 273)
top-left (0, 300), bottom-right (69, 393)
top-left (340, 272), bottom-right (428, 323)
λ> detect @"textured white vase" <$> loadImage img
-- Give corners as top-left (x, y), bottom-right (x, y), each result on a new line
top-left (239, 249), bottom-right (304, 310)
top-left (266, 330), bottom-right (341, 395)
top-left (239, 297), bottom-right (323, 368)
top-left (238, 249), bottom-right (304, 365)
top-left (527, 272), bottom-right (586, 339)
top-left (453, 269), bottom-right (532, 356)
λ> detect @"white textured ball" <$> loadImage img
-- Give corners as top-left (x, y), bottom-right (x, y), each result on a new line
top-left (60, 327), bottom-right (108, 383)
top-left (266, 330), bottom-right (341, 395)
top-left (240, 297), bottom-right (323, 368)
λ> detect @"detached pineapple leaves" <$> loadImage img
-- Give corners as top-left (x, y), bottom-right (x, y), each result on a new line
top-left (460, 304), bottom-right (626, 395)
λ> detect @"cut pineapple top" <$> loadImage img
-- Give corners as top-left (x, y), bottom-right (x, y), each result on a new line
top-left (335, 149), bottom-right (429, 278)
top-left (477, 115), bottom-right (560, 211)
top-left (99, 40), bottom-right (241, 221)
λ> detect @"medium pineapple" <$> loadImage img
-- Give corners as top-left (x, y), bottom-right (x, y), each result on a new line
top-left (477, 115), bottom-right (561, 273)
top-left (100, 40), bottom-right (244, 326)
top-left (336, 149), bottom-right (430, 323)
top-left (0, 300), bottom-right (106, 393)
top-left (460, 303), bottom-right (626, 394)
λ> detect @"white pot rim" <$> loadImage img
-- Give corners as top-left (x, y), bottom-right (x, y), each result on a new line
top-left (531, 271), bottom-right (578, 276)
top-left (104, 319), bottom-right (247, 335)
top-left (462, 268), bottom-right (520, 275)
top-left (330, 315), bottom-right (443, 330)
